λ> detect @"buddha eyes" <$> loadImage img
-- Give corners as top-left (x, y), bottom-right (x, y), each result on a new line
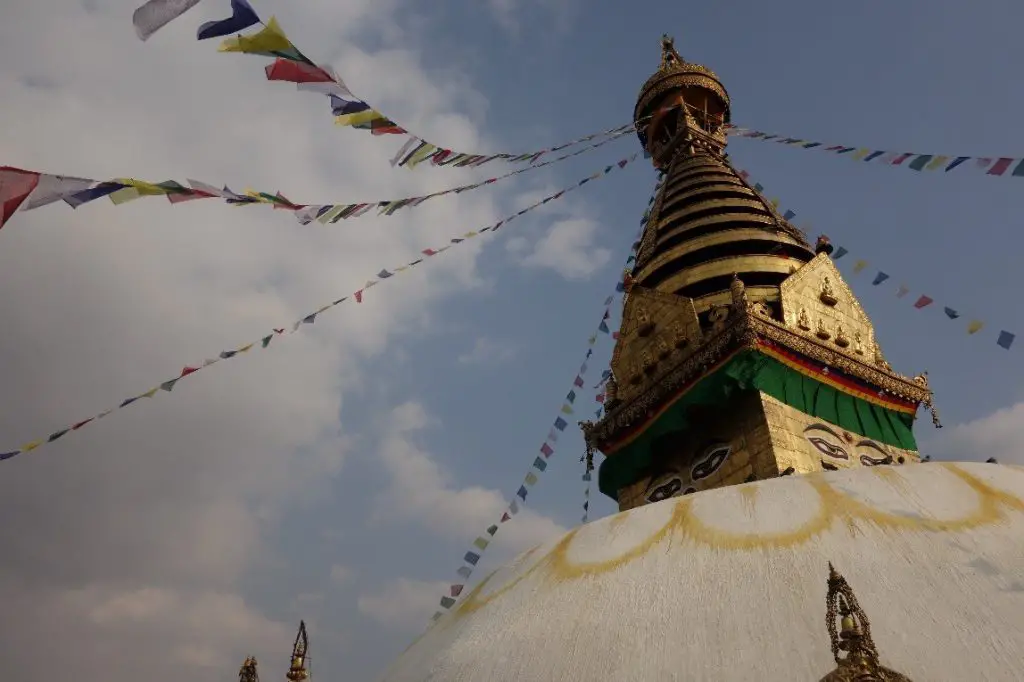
top-left (691, 444), bottom-right (731, 481)
top-left (647, 477), bottom-right (682, 502)
top-left (808, 436), bottom-right (849, 460)
top-left (859, 453), bottom-right (893, 467)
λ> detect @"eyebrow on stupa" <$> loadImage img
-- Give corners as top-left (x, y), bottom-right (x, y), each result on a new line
top-left (804, 423), bottom-right (843, 439)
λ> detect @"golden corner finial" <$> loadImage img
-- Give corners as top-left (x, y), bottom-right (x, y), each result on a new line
top-left (659, 33), bottom-right (683, 71)
top-left (820, 563), bottom-right (913, 682)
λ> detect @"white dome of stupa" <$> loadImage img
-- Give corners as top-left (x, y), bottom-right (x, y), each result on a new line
top-left (381, 461), bottom-right (1024, 681)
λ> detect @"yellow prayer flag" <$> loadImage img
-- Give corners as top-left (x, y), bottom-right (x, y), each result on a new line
top-left (852, 260), bottom-right (868, 274)
top-left (968, 320), bottom-right (984, 334)
top-left (318, 206), bottom-right (344, 223)
top-left (406, 144), bottom-right (438, 169)
top-left (851, 148), bottom-right (871, 161)
top-left (926, 155), bottom-right (950, 171)
top-left (218, 16), bottom-right (294, 55)
top-left (237, 343), bottom-right (254, 353)
top-left (124, 179), bottom-right (171, 195)
top-left (243, 189), bottom-right (272, 203)
top-left (770, 198), bottom-right (780, 210)
top-left (108, 187), bottom-right (143, 205)
top-left (464, 231), bottom-right (478, 238)
top-left (142, 387), bottom-right (159, 398)
top-left (394, 265), bottom-right (408, 272)
top-left (334, 110), bottom-right (381, 127)
top-left (22, 440), bottom-right (43, 452)
top-left (525, 472), bottom-right (539, 486)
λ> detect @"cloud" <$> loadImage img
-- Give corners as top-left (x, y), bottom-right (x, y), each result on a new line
top-left (485, 0), bottom-right (577, 36)
top-left (330, 564), bottom-right (355, 585)
top-left (357, 578), bottom-right (450, 630)
top-left (456, 336), bottom-right (518, 365)
top-left (0, 1), bottom-right (567, 680)
top-left (373, 402), bottom-right (567, 551)
top-left (929, 402), bottom-right (1024, 465)
top-left (511, 217), bottom-right (612, 280)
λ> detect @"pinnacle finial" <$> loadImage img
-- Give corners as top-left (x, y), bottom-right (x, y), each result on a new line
top-left (659, 34), bottom-right (683, 70)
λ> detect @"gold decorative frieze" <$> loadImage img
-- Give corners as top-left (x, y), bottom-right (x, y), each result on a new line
top-left (583, 306), bottom-right (932, 450)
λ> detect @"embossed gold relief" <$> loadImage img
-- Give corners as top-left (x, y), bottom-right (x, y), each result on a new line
top-left (820, 276), bottom-right (839, 306)
top-left (453, 463), bottom-right (1024, 618)
top-left (781, 253), bottom-right (883, 364)
top-left (798, 307), bottom-right (811, 330)
top-left (609, 285), bottom-right (702, 404)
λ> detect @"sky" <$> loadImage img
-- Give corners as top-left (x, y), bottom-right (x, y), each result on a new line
top-left (1, 0), bottom-right (1023, 680)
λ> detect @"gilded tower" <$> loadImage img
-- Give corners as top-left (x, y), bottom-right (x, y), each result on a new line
top-left (582, 36), bottom-right (937, 511)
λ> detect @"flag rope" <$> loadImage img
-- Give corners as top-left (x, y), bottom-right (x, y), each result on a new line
top-left (728, 124), bottom-right (1024, 179)
top-left (0, 154), bottom-right (639, 463)
top-left (0, 130), bottom-right (633, 231)
top-left (735, 168), bottom-right (1017, 351)
top-left (427, 172), bottom-right (664, 622)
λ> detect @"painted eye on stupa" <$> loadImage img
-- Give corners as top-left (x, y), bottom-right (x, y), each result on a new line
top-left (691, 443), bottom-right (731, 481)
top-left (803, 424), bottom-right (850, 460)
top-left (856, 440), bottom-right (892, 466)
top-left (646, 477), bottom-right (683, 502)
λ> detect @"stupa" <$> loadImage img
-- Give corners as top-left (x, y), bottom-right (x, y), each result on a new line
top-left (378, 37), bottom-right (1024, 681)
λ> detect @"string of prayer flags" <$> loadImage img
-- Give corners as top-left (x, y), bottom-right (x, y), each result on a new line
top-left (132, 0), bottom-right (203, 41)
top-left (180, 1), bottom-right (638, 171)
top-left (728, 124), bottom-right (1024, 180)
top-left (0, 132), bottom-right (629, 231)
top-left (0, 155), bottom-right (638, 464)
top-left (736, 167), bottom-right (1018, 351)
top-left (430, 170), bottom-right (656, 622)
top-left (431, 291), bottom-right (622, 623)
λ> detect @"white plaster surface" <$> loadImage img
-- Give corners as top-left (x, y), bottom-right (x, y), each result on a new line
top-left (380, 463), bottom-right (1024, 681)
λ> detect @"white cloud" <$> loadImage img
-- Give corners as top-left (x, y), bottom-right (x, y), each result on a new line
top-left (457, 336), bottom-right (517, 365)
top-left (513, 217), bottom-right (612, 280)
top-left (930, 401), bottom-right (1024, 465)
top-left (357, 578), bottom-right (449, 630)
top-left (330, 564), bottom-right (354, 585)
top-left (0, 1), bottom-right (563, 680)
top-left (373, 402), bottom-right (567, 551)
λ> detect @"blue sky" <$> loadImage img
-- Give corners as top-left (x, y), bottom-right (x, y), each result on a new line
top-left (1, 0), bottom-right (1023, 681)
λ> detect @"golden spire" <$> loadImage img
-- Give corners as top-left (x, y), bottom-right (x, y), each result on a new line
top-left (820, 563), bottom-right (913, 681)
top-left (286, 620), bottom-right (310, 682)
top-left (239, 656), bottom-right (260, 682)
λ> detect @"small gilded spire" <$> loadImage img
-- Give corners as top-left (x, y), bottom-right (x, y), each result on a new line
top-left (659, 34), bottom-right (684, 71)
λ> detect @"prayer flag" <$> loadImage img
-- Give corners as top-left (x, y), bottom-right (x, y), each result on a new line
top-left (987, 158), bottom-right (1015, 176)
top-left (832, 246), bottom-right (848, 260)
top-left (22, 174), bottom-right (92, 210)
top-left (852, 260), bottom-right (868, 274)
top-left (516, 485), bottom-right (528, 500)
top-left (908, 155), bottom-right (933, 171)
top-left (0, 167), bottom-right (40, 229)
top-left (525, 472), bottom-right (538, 486)
top-left (540, 442), bottom-right (554, 457)
top-left (265, 58), bottom-right (334, 84)
top-left (896, 285), bottom-right (909, 298)
top-left (457, 566), bottom-right (472, 578)
top-left (133, 0), bottom-right (202, 41)
top-left (554, 417), bottom-right (568, 431)
top-left (997, 331), bottom-right (1015, 349)
top-left (472, 537), bottom-right (489, 550)
top-left (871, 272), bottom-right (889, 286)
top-left (197, 0), bottom-right (259, 40)
top-left (945, 156), bottom-right (970, 172)
top-left (943, 307), bottom-right (960, 319)
top-left (218, 17), bottom-right (298, 59)
top-left (968, 320), bottom-right (984, 334)
top-left (533, 456), bottom-right (547, 471)
top-left (439, 596), bottom-right (456, 609)
top-left (463, 552), bottom-right (480, 565)
top-left (913, 295), bottom-right (933, 309)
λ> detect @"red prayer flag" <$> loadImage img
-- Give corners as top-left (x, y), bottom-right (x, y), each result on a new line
top-left (501, 512), bottom-right (511, 522)
top-left (913, 295), bottom-right (934, 309)
top-left (987, 157), bottom-right (1014, 176)
top-left (0, 166), bottom-right (40, 229)
top-left (450, 584), bottom-right (463, 597)
top-left (892, 153), bottom-right (914, 166)
top-left (540, 442), bottom-right (554, 457)
top-left (354, 290), bottom-right (364, 303)
top-left (180, 366), bottom-right (199, 377)
top-left (72, 418), bottom-right (95, 430)
top-left (264, 58), bottom-right (334, 84)
top-left (422, 248), bottom-right (438, 256)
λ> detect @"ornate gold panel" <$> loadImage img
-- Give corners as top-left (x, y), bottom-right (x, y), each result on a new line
top-left (610, 285), bottom-right (702, 405)
top-left (780, 254), bottom-right (882, 364)
top-left (656, 197), bottom-right (766, 229)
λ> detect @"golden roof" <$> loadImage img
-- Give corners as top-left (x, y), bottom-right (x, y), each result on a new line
top-left (634, 35), bottom-right (731, 123)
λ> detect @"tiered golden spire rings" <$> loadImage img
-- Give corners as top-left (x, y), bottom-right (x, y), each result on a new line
top-left (820, 563), bottom-right (913, 682)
